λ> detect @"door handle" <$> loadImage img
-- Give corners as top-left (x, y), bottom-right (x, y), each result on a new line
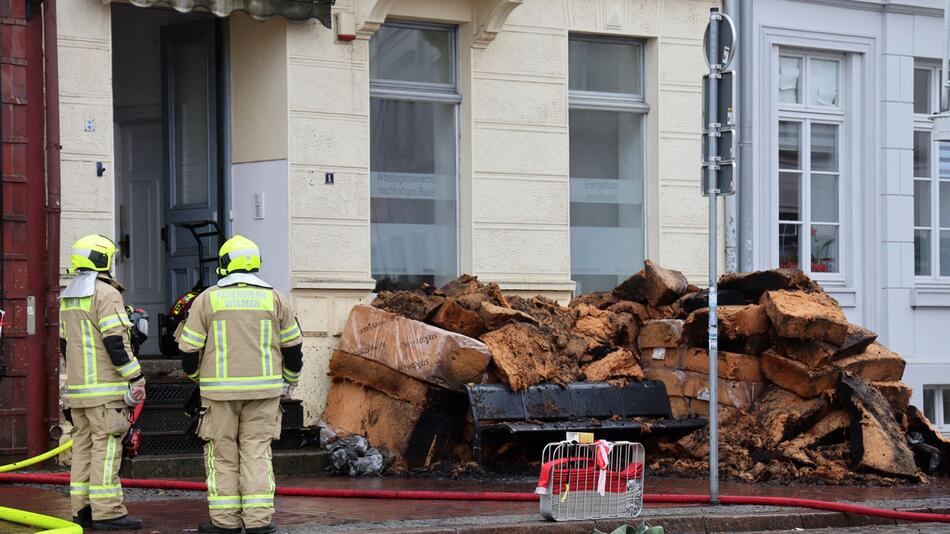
top-left (120, 234), bottom-right (130, 259)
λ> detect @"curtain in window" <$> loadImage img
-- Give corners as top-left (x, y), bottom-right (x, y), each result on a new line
top-left (370, 99), bottom-right (457, 291)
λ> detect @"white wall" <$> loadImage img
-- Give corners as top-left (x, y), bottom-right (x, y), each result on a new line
top-left (58, 0), bottom-right (115, 278)
top-left (230, 12), bottom-right (289, 164)
top-left (231, 160), bottom-right (292, 294)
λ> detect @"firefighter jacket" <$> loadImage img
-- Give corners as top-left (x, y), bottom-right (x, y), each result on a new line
top-left (176, 280), bottom-right (303, 401)
top-left (60, 274), bottom-right (142, 408)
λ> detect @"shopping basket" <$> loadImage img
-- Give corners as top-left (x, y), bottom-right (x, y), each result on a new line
top-left (536, 439), bottom-right (644, 521)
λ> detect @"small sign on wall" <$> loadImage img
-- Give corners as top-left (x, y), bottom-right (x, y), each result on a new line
top-left (84, 119), bottom-right (95, 132)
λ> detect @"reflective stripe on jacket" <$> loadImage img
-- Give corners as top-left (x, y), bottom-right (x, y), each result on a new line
top-left (176, 283), bottom-right (302, 401)
top-left (60, 277), bottom-right (137, 408)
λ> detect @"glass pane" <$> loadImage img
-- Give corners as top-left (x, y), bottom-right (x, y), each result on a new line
top-left (941, 182), bottom-right (950, 227)
top-left (569, 39), bottom-right (641, 95)
top-left (943, 389), bottom-right (950, 423)
top-left (942, 70), bottom-right (949, 112)
top-left (924, 388), bottom-right (936, 422)
top-left (779, 172), bottom-right (800, 221)
top-left (569, 109), bottom-right (644, 293)
top-left (941, 141), bottom-right (950, 179)
top-left (916, 229), bottom-right (933, 276)
top-left (778, 56), bottom-right (801, 104)
top-left (811, 174), bottom-right (839, 223)
top-left (811, 225), bottom-right (839, 273)
top-left (778, 121), bottom-right (801, 169)
top-left (915, 131), bottom-right (932, 178)
top-left (915, 68), bottom-right (932, 114)
top-left (370, 99), bottom-right (457, 290)
top-left (779, 223), bottom-right (801, 269)
top-left (173, 40), bottom-right (210, 207)
top-left (370, 25), bottom-right (452, 85)
top-left (811, 124), bottom-right (838, 172)
top-left (942, 231), bottom-right (950, 277)
top-left (810, 58), bottom-right (839, 106)
top-left (915, 180), bottom-right (932, 227)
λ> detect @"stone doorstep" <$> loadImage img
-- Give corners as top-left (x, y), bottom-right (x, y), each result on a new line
top-left (120, 449), bottom-right (328, 479)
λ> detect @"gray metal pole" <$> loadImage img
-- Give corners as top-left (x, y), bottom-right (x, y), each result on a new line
top-left (738, 0), bottom-right (753, 272)
top-left (723, 0), bottom-right (738, 274)
top-left (706, 7), bottom-right (721, 505)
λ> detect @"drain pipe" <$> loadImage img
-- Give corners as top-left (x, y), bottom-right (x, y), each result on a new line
top-left (737, 0), bottom-right (754, 271)
top-left (43, 0), bottom-right (62, 436)
top-left (723, 0), bottom-right (739, 274)
top-left (0, 8), bottom-right (6, 382)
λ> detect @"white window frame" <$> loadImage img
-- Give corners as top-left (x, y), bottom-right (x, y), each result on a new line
top-left (922, 385), bottom-right (950, 434)
top-left (567, 34), bottom-right (649, 295)
top-left (913, 64), bottom-right (945, 117)
top-left (775, 50), bottom-right (847, 283)
top-left (368, 20), bottom-right (462, 289)
top-left (913, 62), bottom-right (950, 284)
top-left (759, 30), bottom-right (872, 316)
top-left (370, 20), bottom-right (461, 102)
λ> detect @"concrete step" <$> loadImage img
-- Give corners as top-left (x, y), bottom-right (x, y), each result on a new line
top-left (140, 359), bottom-right (188, 381)
top-left (138, 426), bottom-right (318, 456)
top-left (120, 449), bottom-right (328, 479)
top-left (136, 400), bottom-right (305, 434)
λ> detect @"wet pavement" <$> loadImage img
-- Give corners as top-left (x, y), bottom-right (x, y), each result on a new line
top-left (1, 474), bottom-right (949, 533)
top-left (766, 526), bottom-right (949, 534)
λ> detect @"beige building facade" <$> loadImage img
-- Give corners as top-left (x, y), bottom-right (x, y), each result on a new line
top-left (58, 0), bottom-right (719, 420)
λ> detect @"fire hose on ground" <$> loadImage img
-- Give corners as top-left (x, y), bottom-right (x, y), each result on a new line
top-left (0, 441), bottom-right (73, 474)
top-left (0, 505), bottom-right (82, 534)
top-left (2, 445), bottom-right (950, 528)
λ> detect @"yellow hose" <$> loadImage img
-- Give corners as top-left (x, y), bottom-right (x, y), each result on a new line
top-left (0, 441), bottom-right (81, 532)
top-left (0, 506), bottom-right (81, 534)
top-left (0, 441), bottom-right (73, 474)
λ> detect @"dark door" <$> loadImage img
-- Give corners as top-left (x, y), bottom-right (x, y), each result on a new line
top-left (162, 20), bottom-right (219, 303)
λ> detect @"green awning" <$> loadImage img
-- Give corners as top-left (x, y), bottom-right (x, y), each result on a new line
top-left (113, 0), bottom-right (335, 29)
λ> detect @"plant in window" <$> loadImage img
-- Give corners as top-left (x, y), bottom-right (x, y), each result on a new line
top-left (810, 226), bottom-right (835, 273)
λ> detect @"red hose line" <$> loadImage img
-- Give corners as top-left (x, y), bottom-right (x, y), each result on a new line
top-left (2, 473), bottom-right (950, 523)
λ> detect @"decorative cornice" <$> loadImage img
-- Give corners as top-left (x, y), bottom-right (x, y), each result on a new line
top-left (352, 0), bottom-right (522, 46)
top-left (354, 0), bottom-right (395, 40)
top-left (790, 0), bottom-right (942, 17)
top-left (472, 0), bottom-right (523, 49)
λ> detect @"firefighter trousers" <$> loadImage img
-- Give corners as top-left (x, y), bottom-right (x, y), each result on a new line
top-left (198, 397), bottom-right (282, 530)
top-left (69, 402), bottom-right (131, 520)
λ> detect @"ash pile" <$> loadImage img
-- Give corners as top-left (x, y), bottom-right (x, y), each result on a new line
top-left (321, 261), bottom-right (950, 484)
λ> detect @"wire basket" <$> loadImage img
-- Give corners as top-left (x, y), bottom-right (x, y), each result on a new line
top-left (536, 439), bottom-right (645, 521)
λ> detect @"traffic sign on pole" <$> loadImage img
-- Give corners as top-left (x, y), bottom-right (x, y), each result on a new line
top-left (702, 71), bottom-right (737, 131)
top-left (701, 162), bottom-right (735, 197)
top-left (704, 10), bottom-right (737, 71)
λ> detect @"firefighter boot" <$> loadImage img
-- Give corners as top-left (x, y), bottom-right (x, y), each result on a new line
top-left (245, 522), bottom-right (277, 534)
top-left (90, 515), bottom-right (142, 530)
top-left (199, 520), bottom-right (242, 533)
top-left (72, 506), bottom-right (92, 527)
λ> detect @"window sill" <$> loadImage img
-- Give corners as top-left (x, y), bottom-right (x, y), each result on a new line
top-left (822, 286), bottom-right (856, 308)
top-left (292, 278), bottom-right (378, 291)
top-left (911, 286), bottom-right (950, 308)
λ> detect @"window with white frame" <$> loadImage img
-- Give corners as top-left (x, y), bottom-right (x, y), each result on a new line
top-left (569, 35), bottom-right (647, 294)
top-left (913, 63), bottom-right (950, 278)
top-left (776, 52), bottom-right (844, 276)
top-left (369, 22), bottom-right (459, 291)
top-left (923, 386), bottom-right (950, 434)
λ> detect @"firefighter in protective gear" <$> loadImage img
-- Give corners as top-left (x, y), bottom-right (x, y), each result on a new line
top-left (177, 235), bottom-right (303, 534)
top-left (60, 234), bottom-right (145, 531)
